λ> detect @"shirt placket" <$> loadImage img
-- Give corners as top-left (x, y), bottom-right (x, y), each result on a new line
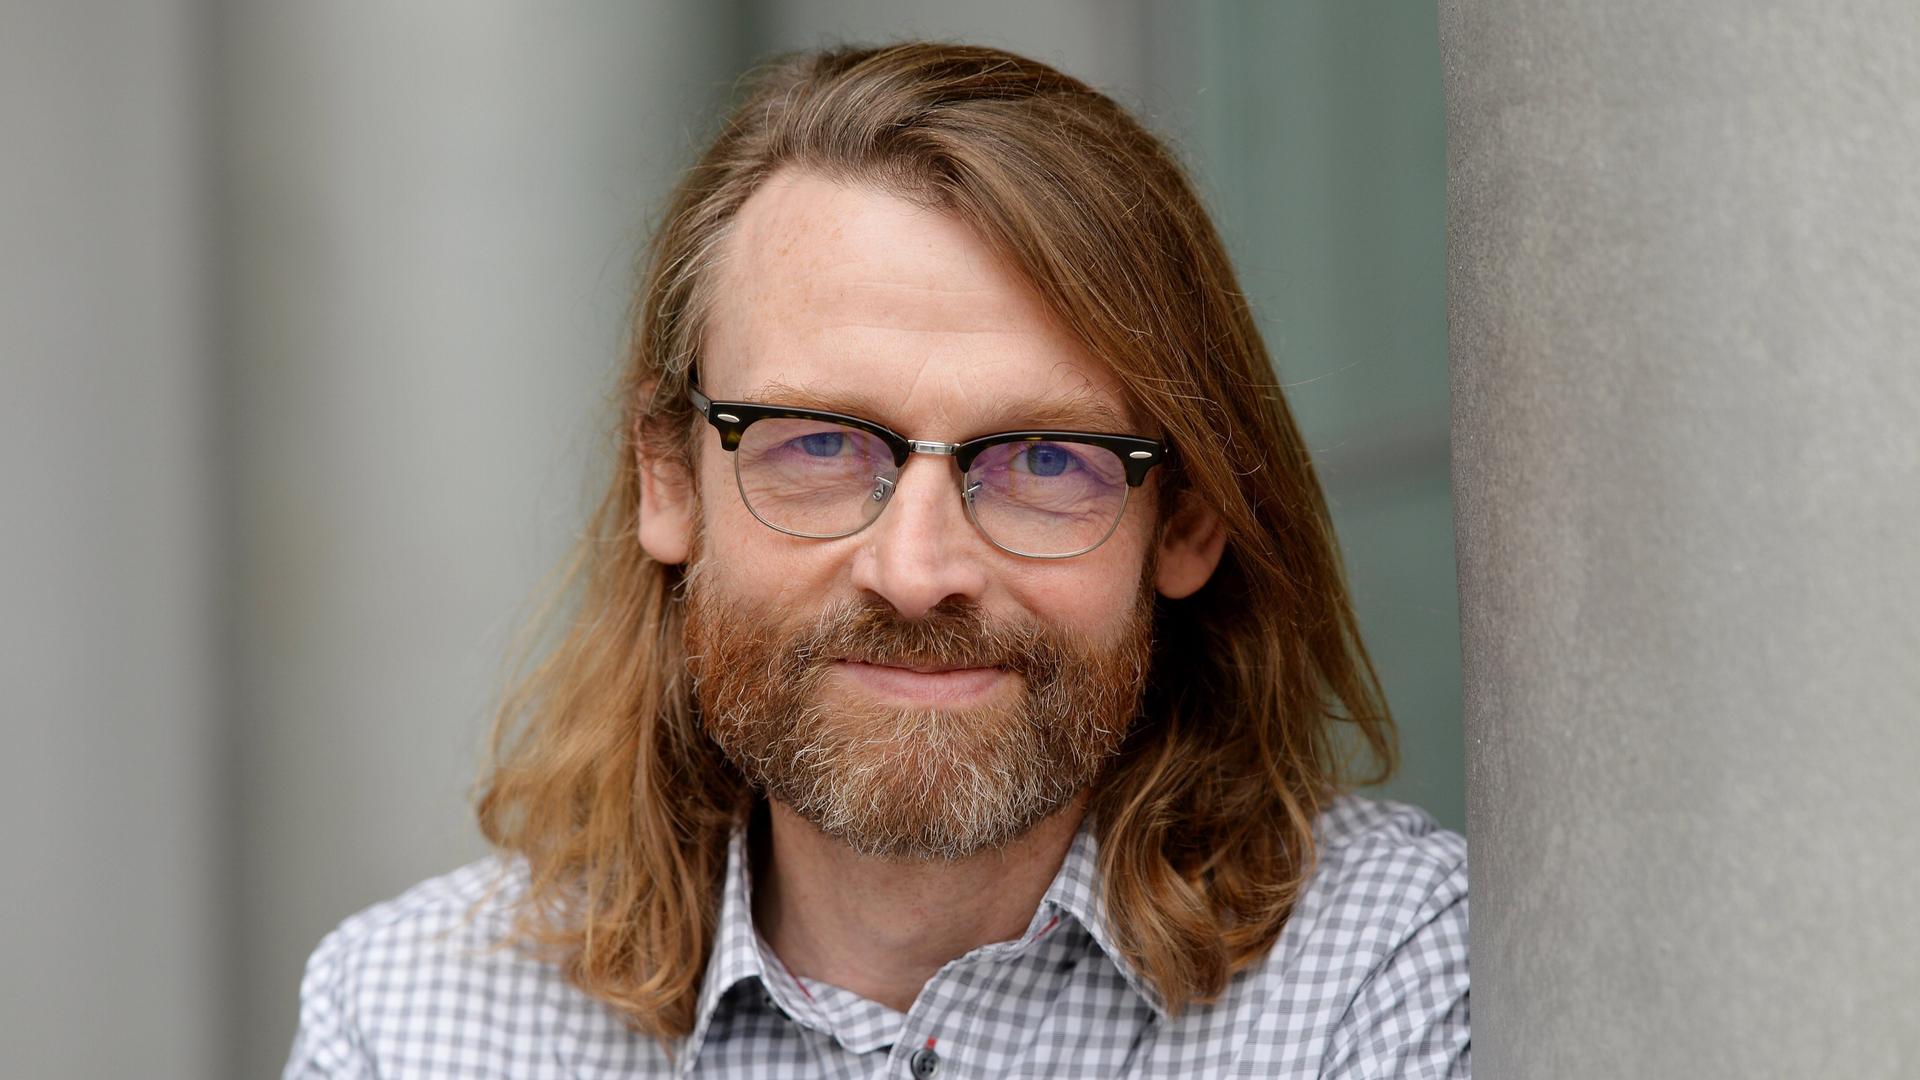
top-left (866, 906), bottom-right (1070, 1079)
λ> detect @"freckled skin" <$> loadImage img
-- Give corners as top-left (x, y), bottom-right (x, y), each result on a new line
top-left (693, 168), bottom-right (1164, 636)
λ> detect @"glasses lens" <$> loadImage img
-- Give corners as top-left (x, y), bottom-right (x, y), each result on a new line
top-left (966, 440), bottom-right (1130, 557)
top-left (735, 417), bottom-right (897, 537)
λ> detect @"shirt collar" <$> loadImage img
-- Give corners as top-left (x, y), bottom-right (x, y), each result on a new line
top-left (675, 806), bottom-right (1167, 1074)
top-left (1033, 816), bottom-right (1170, 1020)
top-left (674, 814), bottom-right (778, 1076)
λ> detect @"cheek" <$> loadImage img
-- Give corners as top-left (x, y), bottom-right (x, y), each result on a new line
top-left (1015, 525), bottom-right (1155, 644)
top-left (695, 435), bottom-right (823, 542)
top-left (694, 437), bottom-right (774, 549)
top-left (693, 450), bottom-right (834, 607)
top-left (695, 447), bottom-right (738, 532)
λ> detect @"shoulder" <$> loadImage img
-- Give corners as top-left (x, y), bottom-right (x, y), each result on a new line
top-left (1300, 796), bottom-right (1470, 1075)
top-left (1198, 795), bottom-right (1469, 1076)
top-left (1283, 793), bottom-right (1468, 991)
top-left (286, 856), bottom-right (527, 1076)
top-left (312, 854), bottom-right (525, 966)
top-left (285, 856), bottom-right (668, 1078)
top-left (1305, 793), bottom-right (1468, 930)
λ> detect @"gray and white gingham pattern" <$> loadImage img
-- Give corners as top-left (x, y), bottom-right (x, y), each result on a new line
top-left (286, 795), bottom-right (1467, 1078)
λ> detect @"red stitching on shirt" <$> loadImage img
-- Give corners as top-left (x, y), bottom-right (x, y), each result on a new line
top-left (773, 952), bottom-right (815, 1001)
top-left (1037, 914), bottom-right (1060, 937)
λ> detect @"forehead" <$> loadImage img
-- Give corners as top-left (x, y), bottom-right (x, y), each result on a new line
top-left (702, 169), bottom-right (1139, 435)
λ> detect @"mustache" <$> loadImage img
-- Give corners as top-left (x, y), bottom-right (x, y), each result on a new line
top-left (787, 596), bottom-right (1067, 679)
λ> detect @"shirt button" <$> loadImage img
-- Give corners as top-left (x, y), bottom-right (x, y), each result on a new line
top-left (908, 1046), bottom-right (940, 1079)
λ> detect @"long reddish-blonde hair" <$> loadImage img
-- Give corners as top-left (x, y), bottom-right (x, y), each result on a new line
top-left (476, 41), bottom-right (1393, 1044)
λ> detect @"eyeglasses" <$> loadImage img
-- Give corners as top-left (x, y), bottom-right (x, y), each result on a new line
top-left (689, 384), bottom-right (1168, 559)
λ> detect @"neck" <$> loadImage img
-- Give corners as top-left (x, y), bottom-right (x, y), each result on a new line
top-left (749, 794), bottom-right (1088, 1014)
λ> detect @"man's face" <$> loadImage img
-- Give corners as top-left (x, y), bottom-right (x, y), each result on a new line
top-left (647, 170), bottom-right (1210, 860)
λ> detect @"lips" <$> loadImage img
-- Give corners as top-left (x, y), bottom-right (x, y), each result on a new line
top-left (838, 657), bottom-right (1004, 673)
top-left (828, 657), bottom-right (1013, 704)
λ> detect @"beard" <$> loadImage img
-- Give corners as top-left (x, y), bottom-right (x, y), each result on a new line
top-left (682, 550), bottom-right (1156, 862)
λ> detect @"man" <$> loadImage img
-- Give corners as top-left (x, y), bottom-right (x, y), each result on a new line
top-left (287, 42), bottom-right (1467, 1078)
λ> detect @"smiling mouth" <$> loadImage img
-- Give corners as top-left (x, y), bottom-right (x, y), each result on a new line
top-left (829, 658), bottom-right (1012, 702)
top-left (837, 654), bottom-right (1004, 672)
top-left (861, 661), bottom-right (998, 673)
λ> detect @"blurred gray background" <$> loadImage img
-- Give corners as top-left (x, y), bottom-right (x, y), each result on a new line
top-left (1, 3), bottom-right (1457, 1077)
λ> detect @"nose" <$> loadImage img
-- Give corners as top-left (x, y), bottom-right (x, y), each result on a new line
top-left (846, 454), bottom-right (991, 620)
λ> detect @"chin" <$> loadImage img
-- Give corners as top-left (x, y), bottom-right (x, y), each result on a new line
top-left (811, 802), bottom-right (1061, 863)
top-left (771, 708), bottom-right (1074, 861)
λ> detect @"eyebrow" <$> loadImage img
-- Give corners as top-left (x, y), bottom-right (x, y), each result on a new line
top-left (740, 378), bottom-right (1137, 435)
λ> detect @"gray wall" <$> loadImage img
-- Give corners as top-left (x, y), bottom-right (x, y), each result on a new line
top-left (219, 6), bottom-right (743, 1077)
top-left (2, 4), bottom-right (221, 1078)
top-left (4, 5), bottom-right (1460, 1076)
top-left (1443, 1), bottom-right (1920, 1075)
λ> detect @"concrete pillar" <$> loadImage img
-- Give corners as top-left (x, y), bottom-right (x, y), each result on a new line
top-left (220, 6), bottom-right (738, 1075)
top-left (1442, 2), bottom-right (1920, 1076)
top-left (1, 4), bottom-right (222, 1078)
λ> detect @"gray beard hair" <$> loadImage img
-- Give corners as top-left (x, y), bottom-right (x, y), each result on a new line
top-left (683, 559), bottom-right (1155, 861)
top-left (740, 662), bottom-right (1123, 861)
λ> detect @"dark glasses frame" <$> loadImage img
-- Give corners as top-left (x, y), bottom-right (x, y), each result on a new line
top-left (686, 383), bottom-right (1171, 558)
top-left (689, 385), bottom-right (1168, 484)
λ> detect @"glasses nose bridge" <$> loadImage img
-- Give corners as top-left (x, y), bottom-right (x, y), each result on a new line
top-left (904, 438), bottom-right (960, 460)
top-left (877, 439), bottom-right (970, 508)
top-left (862, 441), bottom-right (984, 558)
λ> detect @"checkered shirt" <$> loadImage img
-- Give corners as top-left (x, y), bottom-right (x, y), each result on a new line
top-left (286, 794), bottom-right (1468, 1078)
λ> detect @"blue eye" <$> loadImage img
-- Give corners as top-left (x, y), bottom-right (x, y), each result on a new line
top-left (795, 432), bottom-right (846, 457)
top-left (1020, 443), bottom-right (1077, 477)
